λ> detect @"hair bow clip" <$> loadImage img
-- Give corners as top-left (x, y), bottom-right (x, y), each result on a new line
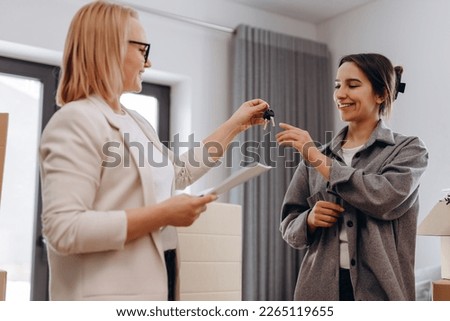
top-left (395, 74), bottom-right (406, 100)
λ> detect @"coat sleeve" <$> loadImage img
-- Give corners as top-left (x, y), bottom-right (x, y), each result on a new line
top-left (40, 106), bottom-right (127, 256)
top-left (328, 136), bottom-right (428, 220)
top-left (280, 161), bottom-right (313, 249)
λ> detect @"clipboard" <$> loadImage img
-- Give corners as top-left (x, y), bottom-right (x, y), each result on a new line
top-left (200, 163), bottom-right (272, 195)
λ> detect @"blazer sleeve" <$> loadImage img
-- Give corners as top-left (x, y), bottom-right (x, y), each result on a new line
top-left (40, 106), bottom-right (127, 256)
top-left (172, 143), bottom-right (212, 190)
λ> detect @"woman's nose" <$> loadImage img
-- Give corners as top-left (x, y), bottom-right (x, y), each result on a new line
top-left (334, 86), bottom-right (346, 99)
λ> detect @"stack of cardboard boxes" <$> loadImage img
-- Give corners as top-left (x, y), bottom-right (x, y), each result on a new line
top-left (418, 192), bottom-right (450, 300)
top-left (0, 113), bottom-right (8, 300)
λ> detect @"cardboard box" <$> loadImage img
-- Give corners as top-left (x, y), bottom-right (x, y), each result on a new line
top-left (0, 113), bottom-right (8, 201)
top-left (0, 269), bottom-right (6, 300)
top-left (0, 115), bottom-right (8, 300)
top-left (418, 193), bottom-right (450, 279)
top-left (432, 279), bottom-right (450, 301)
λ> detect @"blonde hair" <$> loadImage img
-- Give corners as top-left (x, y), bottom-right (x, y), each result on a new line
top-left (56, 1), bottom-right (138, 106)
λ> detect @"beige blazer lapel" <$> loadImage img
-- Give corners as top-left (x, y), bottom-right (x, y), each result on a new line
top-left (87, 96), bottom-right (167, 262)
top-left (87, 96), bottom-right (160, 204)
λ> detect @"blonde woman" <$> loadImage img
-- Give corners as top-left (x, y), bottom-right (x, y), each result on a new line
top-left (40, 0), bottom-right (268, 300)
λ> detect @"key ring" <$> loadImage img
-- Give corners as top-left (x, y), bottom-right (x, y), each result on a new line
top-left (263, 108), bottom-right (275, 130)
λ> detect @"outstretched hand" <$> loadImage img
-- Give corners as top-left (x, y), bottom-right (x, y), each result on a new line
top-left (229, 98), bottom-right (269, 133)
top-left (276, 122), bottom-right (331, 180)
top-left (201, 98), bottom-right (269, 163)
top-left (276, 122), bottom-right (315, 157)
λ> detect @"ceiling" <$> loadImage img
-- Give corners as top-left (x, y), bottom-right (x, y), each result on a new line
top-left (226, 0), bottom-right (377, 24)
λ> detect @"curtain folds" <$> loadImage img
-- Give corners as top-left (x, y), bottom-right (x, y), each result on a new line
top-left (230, 24), bottom-right (333, 300)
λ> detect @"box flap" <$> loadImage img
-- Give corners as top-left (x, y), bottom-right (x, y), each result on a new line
top-left (0, 113), bottom-right (9, 201)
top-left (0, 269), bottom-right (6, 301)
top-left (418, 199), bottom-right (450, 236)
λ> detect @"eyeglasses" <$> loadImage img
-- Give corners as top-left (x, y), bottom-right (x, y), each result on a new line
top-left (128, 40), bottom-right (150, 62)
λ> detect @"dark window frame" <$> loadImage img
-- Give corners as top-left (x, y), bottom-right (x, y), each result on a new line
top-left (139, 82), bottom-right (171, 145)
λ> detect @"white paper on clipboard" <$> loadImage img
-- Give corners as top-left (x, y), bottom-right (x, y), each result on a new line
top-left (200, 163), bottom-right (272, 196)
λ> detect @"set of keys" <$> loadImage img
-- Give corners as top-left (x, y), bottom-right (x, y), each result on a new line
top-left (263, 108), bottom-right (275, 130)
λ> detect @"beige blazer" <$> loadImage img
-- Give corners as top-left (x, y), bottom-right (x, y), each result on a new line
top-left (40, 95), bottom-right (210, 300)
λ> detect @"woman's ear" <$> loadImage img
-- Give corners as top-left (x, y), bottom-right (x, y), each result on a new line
top-left (375, 96), bottom-right (384, 105)
top-left (375, 89), bottom-right (388, 105)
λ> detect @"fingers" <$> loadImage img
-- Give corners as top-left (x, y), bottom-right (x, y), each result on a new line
top-left (190, 194), bottom-right (218, 217)
top-left (318, 200), bottom-right (345, 212)
top-left (276, 123), bottom-right (301, 138)
top-left (195, 193), bottom-right (218, 206)
top-left (247, 98), bottom-right (269, 108)
top-left (192, 205), bottom-right (207, 218)
top-left (244, 99), bottom-right (269, 116)
top-left (275, 123), bottom-right (313, 154)
top-left (276, 131), bottom-right (297, 144)
top-left (278, 122), bottom-right (298, 130)
top-left (251, 115), bottom-right (266, 126)
top-left (315, 200), bottom-right (345, 218)
top-left (308, 200), bottom-right (345, 229)
top-left (163, 194), bottom-right (218, 227)
top-left (231, 99), bottom-right (268, 130)
top-left (276, 131), bottom-right (300, 149)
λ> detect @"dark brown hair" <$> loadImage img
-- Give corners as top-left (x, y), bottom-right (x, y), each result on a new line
top-left (338, 53), bottom-right (404, 117)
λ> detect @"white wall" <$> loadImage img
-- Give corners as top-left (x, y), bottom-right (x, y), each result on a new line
top-left (318, 0), bottom-right (450, 270)
top-left (0, 0), bottom-right (317, 196)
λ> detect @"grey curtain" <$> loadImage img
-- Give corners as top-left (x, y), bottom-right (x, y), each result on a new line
top-left (230, 24), bottom-right (333, 300)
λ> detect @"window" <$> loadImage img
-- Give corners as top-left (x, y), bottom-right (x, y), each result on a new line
top-left (0, 56), bottom-right (58, 301)
top-left (121, 82), bottom-right (170, 146)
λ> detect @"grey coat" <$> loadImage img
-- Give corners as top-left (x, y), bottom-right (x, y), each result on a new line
top-left (280, 121), bottom-right (428, 300)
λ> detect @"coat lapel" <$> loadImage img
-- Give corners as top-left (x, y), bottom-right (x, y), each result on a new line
top-left (87, 95), bottom-right (167, 262)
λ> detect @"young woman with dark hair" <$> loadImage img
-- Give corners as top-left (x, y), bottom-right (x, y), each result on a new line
top-left (277, 53), bottom-right (428, 300)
